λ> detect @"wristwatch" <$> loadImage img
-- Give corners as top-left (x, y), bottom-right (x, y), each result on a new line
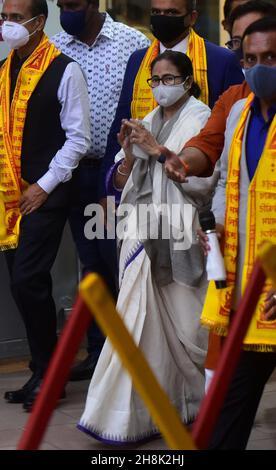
top-left (157, 154), bottom-right (166, 164)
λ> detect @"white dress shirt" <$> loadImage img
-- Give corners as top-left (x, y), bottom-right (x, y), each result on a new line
top-left (37, 61), bottom-right (91, 194)
top-left (160, 36), bottom-right (189, 54)
top-left (51, 13), bottom-right (150, 159)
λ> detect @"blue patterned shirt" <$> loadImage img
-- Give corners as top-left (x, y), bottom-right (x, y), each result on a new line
top-left (51, 13), bottom-right (150, 158)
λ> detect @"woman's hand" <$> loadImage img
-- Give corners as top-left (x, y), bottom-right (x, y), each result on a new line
top-left (117, 120), bottom-right (133, 161)
top-left (123, 119), bottom-right (161, 158)
top-left (263, 288), bottom-right (276, 321)
top-left (197, 223), bottom-right (225, 256)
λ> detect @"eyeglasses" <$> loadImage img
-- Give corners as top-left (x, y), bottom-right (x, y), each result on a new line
top-left (151, 10), bottom-right (190, 18)
top-left (0, 15), bottom-right (36, 25)
top-left (225, 37), bottom-right (242, 51)
top-left (147, 74), bottom-right (185, 88)
top-left (1, 14), bottom-right (25, 23)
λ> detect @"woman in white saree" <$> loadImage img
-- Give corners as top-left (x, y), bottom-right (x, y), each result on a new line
top-left (78, 51), bottom-right (218, 445)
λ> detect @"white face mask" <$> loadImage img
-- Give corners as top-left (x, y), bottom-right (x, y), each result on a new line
top-left (2, 17), bottom-right (38, 50)
top-left (152, 78), bottom-right (191, 108)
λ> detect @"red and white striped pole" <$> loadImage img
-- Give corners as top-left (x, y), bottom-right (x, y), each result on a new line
top-left (17, 295), bottom-right (92, 450)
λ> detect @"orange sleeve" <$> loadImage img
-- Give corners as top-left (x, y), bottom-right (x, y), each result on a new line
top-left (184, 82), bottom-right (250, 166)
top-left (205, 332), bottom-right (222, 370)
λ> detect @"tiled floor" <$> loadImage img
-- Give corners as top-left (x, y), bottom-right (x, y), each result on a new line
top-left (0, 368), bottom-right (275, 450)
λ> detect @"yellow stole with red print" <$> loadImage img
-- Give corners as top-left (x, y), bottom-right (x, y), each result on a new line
top-left (201, 93), bottom-right (276, 351)
top-left (131, 28), bottom-right (209, 120)
top-left (0, 34), bottom-right (60, 250)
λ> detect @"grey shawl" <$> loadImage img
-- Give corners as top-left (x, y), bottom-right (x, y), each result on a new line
top-left (119, 98), bottom-right (218, 287)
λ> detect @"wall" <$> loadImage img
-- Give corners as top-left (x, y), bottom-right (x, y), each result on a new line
top-left (0, 0), bottom-right (62, 59)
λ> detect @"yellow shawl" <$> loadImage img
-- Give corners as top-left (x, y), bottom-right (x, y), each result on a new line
top-left (201, 93), bottom-right (276, 351)
top-left (0, 34), bottom-right (61, 250)
top-left (131, 28), bottom-right (209, 120)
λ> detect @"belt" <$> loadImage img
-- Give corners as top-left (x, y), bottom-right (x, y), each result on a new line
top-left (80, 157), bottom-right (103, 167)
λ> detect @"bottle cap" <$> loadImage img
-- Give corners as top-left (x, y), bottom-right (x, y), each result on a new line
top-left (216, 280), bottom-right (227, 289)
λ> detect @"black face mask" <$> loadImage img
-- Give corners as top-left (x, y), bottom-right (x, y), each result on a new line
top-left (150, 14), bottom-right (190, 44)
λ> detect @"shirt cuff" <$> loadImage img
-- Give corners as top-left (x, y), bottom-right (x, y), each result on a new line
top-left (37, 169), bottom-right (60, 194)
top-left (213, 211), bottom-right (225, 226)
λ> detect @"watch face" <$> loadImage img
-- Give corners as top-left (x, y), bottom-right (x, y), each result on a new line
top-left (158, 154), bottom-right (166, 164)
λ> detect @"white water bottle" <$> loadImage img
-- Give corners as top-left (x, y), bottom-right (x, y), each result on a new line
top-left (199, 210), bottom-right (227, 289)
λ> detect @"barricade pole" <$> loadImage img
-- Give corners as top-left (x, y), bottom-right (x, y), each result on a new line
top-left (192, 260), bottom-right (266, 449)
top-left (17, 296), bottom-right (92, 450)
top-left (80, 274), bottom-right (196, 450)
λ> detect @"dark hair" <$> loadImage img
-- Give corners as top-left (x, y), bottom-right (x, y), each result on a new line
top-left (127, 4), bottom-right (144, 22)
top-left (151, 51), bottom-right (201, 99)
top-left (242, 15), bottom-right (276, 43)
top-left (186, 0), bottom-right (197, 12)
top-left (30, 0), bottom-right (48, 19)
top-left (224, 0), bottom-right (236, 20)
top-left (85, 0), bottom-right (100, 7)
top-left (90, 0), bottom-right (100, 7)
top-left (229, 1), bottom-right (276, 31)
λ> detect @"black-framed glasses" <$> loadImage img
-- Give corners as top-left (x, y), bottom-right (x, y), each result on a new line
top-left (151, 9), bottom-right (190, 18)
top-left (225, 37), bottom-right (242, 51)
top-left (147, 74), bottom-right (185, 88)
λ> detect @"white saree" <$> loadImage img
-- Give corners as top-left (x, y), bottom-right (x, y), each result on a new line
top-left (79, 96), bottom-right (218, 444)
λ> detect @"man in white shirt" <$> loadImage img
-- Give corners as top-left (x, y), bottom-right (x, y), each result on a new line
top-left (0, 0), bottom-right (91, 410)
top-left (51, 0), bottom-right (150, 381)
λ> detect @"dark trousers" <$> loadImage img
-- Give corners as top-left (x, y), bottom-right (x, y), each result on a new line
top-left (209, 350), bottom-right (276, 449)
top-left (69, 160), bottom-right (118, 357)
top-left (5, 203), bottom-right (69, 374)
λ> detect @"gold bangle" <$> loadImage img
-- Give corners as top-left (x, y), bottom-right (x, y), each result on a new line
top-left (121, 157), bottom-right (132, 168)
top-left (117, 164), bottom-right (130, 177)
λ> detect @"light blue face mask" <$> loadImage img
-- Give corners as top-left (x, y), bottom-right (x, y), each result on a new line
top-left (244, 64), bottom-right (276, 99)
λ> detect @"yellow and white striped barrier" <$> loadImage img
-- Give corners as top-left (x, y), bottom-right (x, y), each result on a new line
top-left (80, 274), bottom-right (196, 450)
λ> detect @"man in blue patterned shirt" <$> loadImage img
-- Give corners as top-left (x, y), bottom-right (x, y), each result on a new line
top-left (52, 0), bottom-right (150, 381)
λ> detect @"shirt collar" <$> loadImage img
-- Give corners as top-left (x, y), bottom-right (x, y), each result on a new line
top-left (251, 96), bottom-right (276, 122)
top-left (62, 12), bottom-right (115, 46)
top-left (160, 35), bottom-right (189, 54)
top-left (97, 12), bottom-right (115, 40)
top-left (13, 52), bottom-right (28, 66)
